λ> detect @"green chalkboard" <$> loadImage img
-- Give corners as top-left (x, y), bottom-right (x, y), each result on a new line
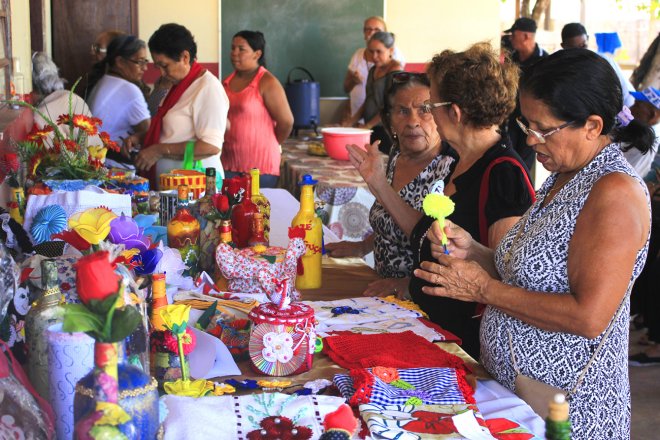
top-left (221, 0), bottom-right (383, 97)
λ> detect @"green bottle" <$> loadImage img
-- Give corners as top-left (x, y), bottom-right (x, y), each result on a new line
top-left (545, 394), bottom-right (571, 440)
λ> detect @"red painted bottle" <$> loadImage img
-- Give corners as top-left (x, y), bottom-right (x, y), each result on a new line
top-left (230, 173), bottom-right (259, 248)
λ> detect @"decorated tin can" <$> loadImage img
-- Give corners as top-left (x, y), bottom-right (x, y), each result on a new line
top-left (248, 302), bottom-right (316, 376)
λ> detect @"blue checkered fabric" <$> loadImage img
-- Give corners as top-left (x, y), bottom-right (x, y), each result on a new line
top-left (333, 367), bottom-right (468, 406)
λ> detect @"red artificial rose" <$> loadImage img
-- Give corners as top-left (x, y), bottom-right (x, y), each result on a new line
top-left (74, 251), bottom-right (121, 305)
top-left (212, 194), bottom-right (230, 213)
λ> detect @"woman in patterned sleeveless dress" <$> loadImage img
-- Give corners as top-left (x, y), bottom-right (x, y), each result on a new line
top-left (414, 49), bottom-right (653, 439)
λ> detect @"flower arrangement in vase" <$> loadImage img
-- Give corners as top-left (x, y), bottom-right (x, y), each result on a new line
top-left (6, 81), bottom-right (119, 189)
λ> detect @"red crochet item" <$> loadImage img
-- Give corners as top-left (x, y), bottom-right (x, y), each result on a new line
top-left (323, 331), bottom-right (471, 374)
top-left (418, 318), bottom-right (462, 344)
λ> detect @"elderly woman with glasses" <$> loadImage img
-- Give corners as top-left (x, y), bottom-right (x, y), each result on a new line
top-left (87, 35), bottom-right (151, 168)
top-left (415, 48), bottom-right (652, 438)
top-left (326, 72), bottom-right (454, 299)
top-left (404, 43), bottom-right (535, 359)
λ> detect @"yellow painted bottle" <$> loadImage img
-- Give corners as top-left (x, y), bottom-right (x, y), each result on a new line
top-left (291, 174), bottom-right (322, 289)
top-left (250, 168), bottom-right (271, 242)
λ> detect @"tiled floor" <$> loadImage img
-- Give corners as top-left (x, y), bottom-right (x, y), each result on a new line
top-left (629, 328), bottom-right (660, 440)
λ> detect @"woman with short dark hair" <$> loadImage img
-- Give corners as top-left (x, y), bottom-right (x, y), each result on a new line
top-left (415, 48), bottom-right (652, 439)
top-left (133, 23), bottom-right (229, 188)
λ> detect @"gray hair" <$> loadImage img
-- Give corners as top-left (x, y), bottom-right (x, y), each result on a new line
top-left (31, 52), bottom-right (65, 96)
top-left (370, 31), bottom-right (395, 49)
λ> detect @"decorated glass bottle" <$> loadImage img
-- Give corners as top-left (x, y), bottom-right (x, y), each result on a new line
top-left (250, 168), bottom-right (271, 241)
top-left (167, 184), bottom-right (200, 277)
top-left (74, 342), bottom-right (139, 439)
top-left (8, 183), bottom-right (26, 225)
top-left (291, 174), bottom-right (322, 289)
top-left (25, 259), bottom-right (64, 398)
top-left (199, 168), bottom-right (221, 274)
top-left (230, 173), bottom-right (259, 248)
top-left (214, 220), bottom-right (234, 291)
top-left (248, 212), bottom-right (268, 247)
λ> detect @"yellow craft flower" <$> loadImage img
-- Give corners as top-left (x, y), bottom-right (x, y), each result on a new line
top-left (88, 145), bottom-right (108, 162)
top-left (422, 193), bottom-right (455, 220)
top-left (257, 379), bottom-right (292, 388)
top-left (68, 207), bottom-right (117, 245)
top-left (159, 304), bottom-right (191, 335)
top-left (163, 379), bottom-right (213, 397)
top-left (94, 401), bottom-right (131, 425)
top-left (213, 382), bottom-right (236, 396)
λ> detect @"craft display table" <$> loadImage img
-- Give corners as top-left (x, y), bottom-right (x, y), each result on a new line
top-left (160, 188), bottom-right (545, 439)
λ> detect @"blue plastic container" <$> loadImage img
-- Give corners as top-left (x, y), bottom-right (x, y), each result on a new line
top-left (285, 67), bottom-right (320, 132)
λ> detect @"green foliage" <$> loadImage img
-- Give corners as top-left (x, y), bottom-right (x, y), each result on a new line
top-left (63, 293), bottom-right (141, 343)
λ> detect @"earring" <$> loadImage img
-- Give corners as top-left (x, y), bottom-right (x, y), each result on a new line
top-left (392, 132), bottom-right (398, 139)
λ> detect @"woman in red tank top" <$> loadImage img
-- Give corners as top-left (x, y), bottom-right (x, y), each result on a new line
top-left (222, 30), bottom-right (294, 188)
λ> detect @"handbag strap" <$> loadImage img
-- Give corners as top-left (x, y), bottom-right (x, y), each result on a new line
top-left (507, 292), bottom-right (628, 397)
top-left (478, 156), bottom-right (536, 247)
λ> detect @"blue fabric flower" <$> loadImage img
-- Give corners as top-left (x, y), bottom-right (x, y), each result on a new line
top-left (30, 205), bottom-right (67, 244)
top-left (133, 247), bottom-right (163, 275)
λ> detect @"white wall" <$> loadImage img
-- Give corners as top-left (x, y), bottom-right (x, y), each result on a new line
top-left (385, 0), bottom-right (502, 63)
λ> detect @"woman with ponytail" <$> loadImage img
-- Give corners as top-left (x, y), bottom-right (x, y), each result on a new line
top-left (414, 48), bottom-right (651, 439)
top-left (87, 35), bottom-right (151, 168)
top-left (221, 30), bottom-right (293, 188)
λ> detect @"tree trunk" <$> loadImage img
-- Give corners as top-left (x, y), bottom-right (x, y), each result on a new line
top-left (532, 0), bottom-right (551, 23)
top-left (521, 0), bottom-right (531, 17)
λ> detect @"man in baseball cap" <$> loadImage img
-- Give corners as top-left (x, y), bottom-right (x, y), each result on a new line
top-left (504, 17), bottom-right (548, 70)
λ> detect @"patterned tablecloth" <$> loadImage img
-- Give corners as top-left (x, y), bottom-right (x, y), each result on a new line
top-left (280, 140), bottom-right (386, 242)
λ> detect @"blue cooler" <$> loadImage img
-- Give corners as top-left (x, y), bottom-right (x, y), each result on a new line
top-left (285, 67), bottom-right (320, 136)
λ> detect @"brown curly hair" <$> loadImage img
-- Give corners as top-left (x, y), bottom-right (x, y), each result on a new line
top-left (427, 42), bottom-right (519, 128)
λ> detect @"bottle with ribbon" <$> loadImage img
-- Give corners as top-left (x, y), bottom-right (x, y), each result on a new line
top-left (291, 174), bottom-right (322, 289)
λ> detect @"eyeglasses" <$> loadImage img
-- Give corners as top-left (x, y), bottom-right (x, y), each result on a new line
top-left (421, 100), bottom-right (452, 113)
top-left (124, 57), bottom-right (150, 67)
top-left (392, 105), bottom-right (434, 119)
top-left (363, 27), bottom-right (383, 33)
top-left (515, 117), bottom-right (575, 144)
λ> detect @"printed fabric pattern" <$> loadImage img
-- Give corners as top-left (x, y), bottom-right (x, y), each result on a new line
top-left (370, 151), bottom-right (454, 278)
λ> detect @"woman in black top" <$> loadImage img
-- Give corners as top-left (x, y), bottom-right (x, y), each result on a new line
top-left (409, 43), bottom-right (535, 359)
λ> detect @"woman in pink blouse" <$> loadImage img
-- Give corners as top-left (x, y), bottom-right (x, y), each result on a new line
top-left (222, 30), bottom-right (294, 188)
